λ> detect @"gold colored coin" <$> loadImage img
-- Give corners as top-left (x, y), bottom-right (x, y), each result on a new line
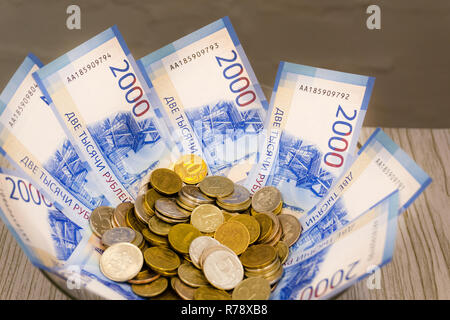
top-left (190, 204), bottom-right (224, 233)
top-left (239, 244), bottom-right (278, 269)
top-left (272, 200), bottom-right (283, 215)
top-left (263, 264), bottom-right (284, 286)
top-left (229, 214), bottom-right (260, 244)
top-left (131, 230), bottom-right (144, 248)
top-left (142, 228), bottom-right (169, 247)
top-left (275, 241), bottom-right (289, 264)
top-left (132, 277), bottom-right (168, 298)
top-left (260, 212), bottom-right (281, 244)
top-left (177, 262), bottom-right (209, 287)
top-left (193, 286), bottom-right (231, 300)
top-left (222, 211), bottom-right (236, 221)
top-left (134, 193), bottom-right (152, 224)
top-left (126, 206), bottom-right (146, 232)
top-left (173, 154), bottom-right (208, 184)
top-left (216, 198), bottom-right (252, 212)
top-left (128, 268), bottom-right (161, 285)
top-left (232, 277), bottom-right (271, 300)
top-left (148, 215), bottom-right (172, 236)
top-left (198, 175), bottom-right (234, 198)
top-left (144, 246), bottom-right (180, 272)
top-left (168, 223), bottom-right (202, 254)
top-left (144, 188), bottom-right (164, 215)
top-left (150, 168), bottom-right (183, 195)
top-left (245, 258), bottom-right (281, 278)
top-left (171, 277), bottom-right (196, 300)
top-left (214, 221), bottom-right (250, 255)
top-left (157, 269), bottom-right (178, 277)
top-left (254, 213), bottom-right (273, 243)
top-left (151, 288), bottom-right (179, 300)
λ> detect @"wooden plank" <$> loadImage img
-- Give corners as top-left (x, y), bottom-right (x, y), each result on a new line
top-left (338, 128), bottom-right (450, 300)
top-left (0, 222), bottom-right (69, 300)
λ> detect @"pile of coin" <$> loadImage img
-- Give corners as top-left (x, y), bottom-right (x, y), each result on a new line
top-left (89, 154), bottom-right (302, 300)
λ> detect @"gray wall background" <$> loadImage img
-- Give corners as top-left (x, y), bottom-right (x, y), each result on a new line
top-left (0, 0), bottom-right (449, 128)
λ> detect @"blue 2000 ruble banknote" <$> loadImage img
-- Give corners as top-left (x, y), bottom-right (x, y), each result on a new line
top-left (138, 17), bottom-right (268, 181)
top-left (0, 168), bottom-right (143, 299)
top-left (33, 26), bottom-right (179, 202)
top-left (0, 54), bottom-right (108, 227)
top-left (295, 128), bottom-right (431, 253)
top-left (245, 61), bottom-right (375, 214)
top-left (272, 191), bottom-right (399, 300)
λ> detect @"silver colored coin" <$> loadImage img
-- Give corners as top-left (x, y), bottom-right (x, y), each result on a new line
top-left (176, 197), bottom-right (196, 211)
top-left (203, 248), bottom-right (244, 290)
top-left (155, 198), bottom-right (191, 220)
top-left (99, 242), bottom-right (143, 282)
top-left (199, 244), bottom-right (235, 269)
top-left (101, 227), bottom-right (136, 248)
top-left (134, 194), bottom-right (152, 224)
top-left (90, 206), bottom-right (114, 238)
top-left (252, 186), bottom-right (282, 213)
top-left (154, 208), bottom-right (189, 224)
top-left (180, 185), bottom-right (214, 204)
top-left (188, 236), bottom-right (222, 269)
top-left (148, 215), bottom-right (172, 236)
top-left (217, 184), bottom-right (251, 205)
top-left (278, 213), bottom-right (302, 247)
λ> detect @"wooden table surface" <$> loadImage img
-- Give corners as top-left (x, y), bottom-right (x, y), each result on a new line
top-left (0, 127), bottom-right (448, 300)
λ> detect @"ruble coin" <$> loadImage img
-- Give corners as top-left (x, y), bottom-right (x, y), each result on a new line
top-left (150, 168), bottom-right (183, 195)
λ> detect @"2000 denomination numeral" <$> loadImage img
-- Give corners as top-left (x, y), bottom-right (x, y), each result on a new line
top-left (5, 177), bottom-right (52, 207)
top-left (299, 260), bottom-right (359, 300)
top-left (324, 105), bottom-right (357, 168)
top-left (216, 50), bottom-right (256, 107)
top-left (110, 59), bottom-right (149, 117)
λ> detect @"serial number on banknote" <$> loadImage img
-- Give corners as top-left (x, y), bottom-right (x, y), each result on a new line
top-left (298, 84), bottom-right (350, 100)
top-left (8, 83), bottom-right (40, 128)
top-left (66, 53), bottom-right (112, 83)
top-left (169, 43), bottom-right (219, 70)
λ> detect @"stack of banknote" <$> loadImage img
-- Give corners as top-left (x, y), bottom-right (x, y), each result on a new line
top-left (0, 16), bottom-right (431, 300)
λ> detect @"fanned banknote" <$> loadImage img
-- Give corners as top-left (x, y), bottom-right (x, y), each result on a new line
top-left (138, 16), bottom-right (268, 181)
top-left (0, 168), bottom-right (142, 299)
top-left (295, 128), bottom-right (431, 252)
top-left (33, 26), bottom-right (178, 202)
top-left (0, 54), bottom-right (108, 228)
top-left (272, 191), bottom-right (399, 300)
top-left (245, 61), bottom-right (375, 214)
